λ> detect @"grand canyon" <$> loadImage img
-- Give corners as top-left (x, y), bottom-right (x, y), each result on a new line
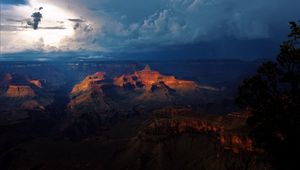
top-left (0, 60), bottom-right (273, 170)
top-left (1, 1), bottom-right (299, 168)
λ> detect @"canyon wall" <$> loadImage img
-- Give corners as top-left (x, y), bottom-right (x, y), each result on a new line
top-left (5, 85), bottom-right (35, 97)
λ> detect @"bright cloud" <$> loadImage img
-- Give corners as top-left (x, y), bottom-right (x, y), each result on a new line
top-left (0, 0), bottom-right (102, 53)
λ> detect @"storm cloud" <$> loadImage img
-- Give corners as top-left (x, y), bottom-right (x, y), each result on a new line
top-left (38, 0), bottom-right (300, 53)
top-left (1, 0), bottom-right (300, 58)
top-left (68, 19), bottom-right (85, 22)
top-left (29, 11), bottom-right (42, 29)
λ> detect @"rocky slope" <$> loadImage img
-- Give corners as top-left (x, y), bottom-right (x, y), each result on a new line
top-left (142, 107), bottom-right (255, 153)
top-left (68, 72), bottom-right (111, 114)
top-left (65, 72), bottom-right (114, 138)
top-left (0, 107), bottom-right (271, 170)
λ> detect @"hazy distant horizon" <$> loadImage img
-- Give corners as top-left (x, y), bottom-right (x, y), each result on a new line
top-left (0, 51), bottom-right (277, 62)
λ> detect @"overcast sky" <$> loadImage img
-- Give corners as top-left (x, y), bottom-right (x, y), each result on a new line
top-left (1, 0), bottom-right (300, 60)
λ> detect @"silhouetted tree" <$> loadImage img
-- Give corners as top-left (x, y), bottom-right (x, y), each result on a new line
top-left (236, 21), bottom-right (300, 170)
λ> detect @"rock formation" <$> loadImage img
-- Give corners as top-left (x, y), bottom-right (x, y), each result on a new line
top-left (69, 65), bottom-right (202, 113)
top-left (71, 72), bottom-right (106, 96)
top-left (21, 100), bottom-right (45, 110)
top-left (68, 72), bottom-right (110, 115)
top-left (29, 80), bottom-right (43, 88)
top-left (114, 64), bottom-right (199, 92)
top-left (66, 72), bottom-right (113, 138)
top-left (143, 106), bottom-right (255, 153)
top-left (5, 85), bottom-right (36, 97)
top-left (0, 73), bottom-right (52, 115)
top-left (66, 66), bottom-right (223, 134)
top-left (1, 73), bottom-right (47, 97)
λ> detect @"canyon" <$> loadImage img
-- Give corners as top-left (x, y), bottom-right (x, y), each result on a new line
top-left (0, 61), bottom-right (271, 170)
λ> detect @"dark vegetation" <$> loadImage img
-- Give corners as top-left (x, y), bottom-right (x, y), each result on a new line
top-left (237, 21), bottom-right (300, 170)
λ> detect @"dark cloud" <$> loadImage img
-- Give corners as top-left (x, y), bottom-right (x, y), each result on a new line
top-left (93, 0), bottom-right (300, 58)
top-left (30, 11), bottom-right (42, 30)
top-left (73, 22), bottom-right (80, 30)
top-left (68, 18), bottom-right (85, 22)
top-left (83, 24), bottom-right (93, 32)
top-left (68, 18), bottom-right (86, 30)
top-left (71, 22), bottom-right (93, 32)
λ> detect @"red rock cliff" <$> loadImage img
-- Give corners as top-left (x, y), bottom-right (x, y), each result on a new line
top-left (68, 72), bottom-right (110, 115)
top-left (71, 72), bottom-right (106, 96)
top-left (114, 64), bottom-right (198, 92)
top-left (5, 85), bottom-right (35, 97)
top-left (144, 107), bottom-right (255, 153)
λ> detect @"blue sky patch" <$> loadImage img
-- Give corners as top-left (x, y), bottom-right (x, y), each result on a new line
top-left (1, 0), bottom-right (26, 5)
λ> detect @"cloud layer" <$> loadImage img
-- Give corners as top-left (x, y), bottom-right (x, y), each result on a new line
top-left (1, 0), bottom-right (300, 58)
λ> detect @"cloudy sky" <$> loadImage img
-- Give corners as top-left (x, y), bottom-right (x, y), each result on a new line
top-left (0, 0), bottom-right (300, 60)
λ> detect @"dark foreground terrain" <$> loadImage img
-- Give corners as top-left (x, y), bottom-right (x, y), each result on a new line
top-left (0, 60), bottom-right (272, 170)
